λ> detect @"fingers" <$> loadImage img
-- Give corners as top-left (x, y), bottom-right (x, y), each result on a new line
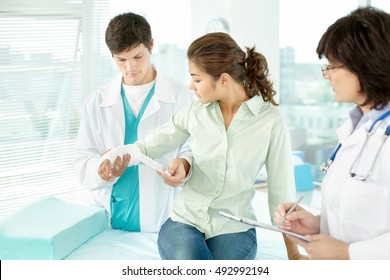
top-left (98, 159), bottom-right (114, 181)
top-left (160, 171), bottom-right (184, 187)
top-left (275, 202), bottom-right (295, 224)
top-left (113, 156), bottom-right (121, 171)
top-left (112, 154), bottom-right (130, 177)
top-left (167, 160), bottom-right (179, 175)
top-left (98, 154), bottom-right (131, 181)
top-left (159, 160), bottom-right (186, 187)
top-left (286, 234), bottom-right (310, 250)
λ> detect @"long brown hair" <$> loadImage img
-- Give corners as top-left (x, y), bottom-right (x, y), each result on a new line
top-left (187, 32), bottom-right (278, 105)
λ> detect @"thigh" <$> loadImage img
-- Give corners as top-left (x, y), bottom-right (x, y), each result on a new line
top-left (157, 218), bottom-right (213, 260)
top-left (206, 228), bottom-right (257, 260)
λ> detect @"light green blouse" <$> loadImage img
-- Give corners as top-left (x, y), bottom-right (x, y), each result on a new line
top-left (136, 95), bottom-right (296, 239)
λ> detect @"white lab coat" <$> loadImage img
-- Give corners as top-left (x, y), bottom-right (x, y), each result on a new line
top-left (321, 113), bottom-right (390, 259)
top-left (75, 71), bottom-right (193, 232)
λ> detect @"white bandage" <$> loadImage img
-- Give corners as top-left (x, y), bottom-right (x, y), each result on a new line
top-left (97, 144), bottom-right (141, 169)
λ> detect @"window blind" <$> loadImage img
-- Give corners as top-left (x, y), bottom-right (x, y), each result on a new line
top-left (0, 0), bottom-right (112, 221)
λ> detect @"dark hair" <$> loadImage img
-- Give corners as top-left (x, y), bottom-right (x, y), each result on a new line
top-left (187, 32), bottom-right (277, 105)
top-left (105, 12), bottom-right (152, 55)
top-left (316, 6), bottom-right (390, 109)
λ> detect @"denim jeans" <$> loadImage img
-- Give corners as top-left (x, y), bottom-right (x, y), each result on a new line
top-left (157, 218), bottom-right (257, 260)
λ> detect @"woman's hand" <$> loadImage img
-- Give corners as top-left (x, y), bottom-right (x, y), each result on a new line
top-left (158, 158), bottom-right (190, 187)
top-left (287, 234), bottom-right (350, 260)
top-left (275, 203), bottom-right (320, 236)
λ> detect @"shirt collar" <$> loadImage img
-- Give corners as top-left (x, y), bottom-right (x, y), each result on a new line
top-left (204, 95), bottom-right (266, 115)
top-left (367, 103), bottom-right (390, 122)
top-left (245, 95), bottom-right (267, 116)
top-left (351, 103), bottom-right (390, 131)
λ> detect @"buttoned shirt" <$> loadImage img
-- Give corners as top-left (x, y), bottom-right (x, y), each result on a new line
top-left (136, 95), bottom-right (295, 239)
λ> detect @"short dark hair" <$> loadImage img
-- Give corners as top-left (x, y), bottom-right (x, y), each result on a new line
top-left (105, 12), bottom-right (152, 55)
top-left (316, 6), bottom-right (390, 109)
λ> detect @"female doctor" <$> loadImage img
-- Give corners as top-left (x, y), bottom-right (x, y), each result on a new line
top-left (275, 6), bottom-right (390, 259)
top-left (75, 13), bottom-right (193, 233)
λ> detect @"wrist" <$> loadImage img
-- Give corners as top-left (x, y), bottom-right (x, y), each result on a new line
top-left (179, 158), bottom-right (190, 175)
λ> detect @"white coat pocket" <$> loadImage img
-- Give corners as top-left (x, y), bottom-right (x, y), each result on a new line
top-left (339, 177), bottom-right (390, 242)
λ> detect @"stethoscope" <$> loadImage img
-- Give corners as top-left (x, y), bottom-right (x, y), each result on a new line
top-left (319, 110), bottom-right (390, 181)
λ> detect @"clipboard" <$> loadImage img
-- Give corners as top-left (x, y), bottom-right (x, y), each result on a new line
top-left (219, 211), bottom-right (310, 242)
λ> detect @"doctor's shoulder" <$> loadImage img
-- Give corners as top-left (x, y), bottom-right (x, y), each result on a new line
top-left (155, 72), bottom-right (193, 101)
top-left (83, 79), bottom-right (120, 107)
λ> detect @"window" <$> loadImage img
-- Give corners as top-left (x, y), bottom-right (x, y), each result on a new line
top-left (279, 0), bottom-right (371, 182)
top-left (1, 0), bottom-right (385, 220)
top-left (0, 0), bottom-right (110, 220)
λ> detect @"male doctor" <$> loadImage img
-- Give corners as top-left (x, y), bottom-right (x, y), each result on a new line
top-left (75, 12), bottom-right (193, 232)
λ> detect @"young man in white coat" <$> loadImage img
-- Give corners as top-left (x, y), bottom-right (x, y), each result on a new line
top-left (75, 12), bottom-right (193, 232)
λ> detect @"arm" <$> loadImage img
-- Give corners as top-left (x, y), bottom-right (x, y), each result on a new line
top-left (161, 137), bottom-right (194, 187)
top-left (136, 101), bottom-right (194, 159)
top-left (283, 234), bottom-right (308, 260)
top-left (98, 102), bottom-right (194, 173)
top-left (75, 98), bottom-right (117, 190)
top-left (265, 116), bottom-right (296, 220)
top-left (265, 115), bottom-right (304, 259)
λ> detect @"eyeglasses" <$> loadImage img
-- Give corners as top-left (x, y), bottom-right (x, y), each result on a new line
top-left (321, 64), bottom-right (344, 77)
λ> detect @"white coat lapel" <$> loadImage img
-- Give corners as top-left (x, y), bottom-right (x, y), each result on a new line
top-left (140, 71), bottom-right (176, 121)
top-left (337, 118), bottom-right (370, 148)
top-left (142, 95), bottom-right (160, 120)
top-left (100, 74), bottom-right (125, 140)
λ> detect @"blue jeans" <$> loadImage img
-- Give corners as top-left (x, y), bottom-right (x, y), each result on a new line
top-left (157, 218), bottom-right (257, 260)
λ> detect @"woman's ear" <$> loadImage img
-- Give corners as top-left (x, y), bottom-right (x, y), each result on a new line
top-left (219, 73), bottom-right (230, 86)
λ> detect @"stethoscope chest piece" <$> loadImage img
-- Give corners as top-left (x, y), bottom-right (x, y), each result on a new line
top-left (319, 159), bottom-right (332, 173)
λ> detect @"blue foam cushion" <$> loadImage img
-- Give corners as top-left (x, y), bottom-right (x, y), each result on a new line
top-left (294, 163), bottom-right (314, 191)
top-left (0, 196), bottom-right (108, 260)
top-left (292, 150), bottom-right (305, 161)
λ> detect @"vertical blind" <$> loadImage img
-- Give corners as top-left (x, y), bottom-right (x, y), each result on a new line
top-left (0, 0), bottom-right (112, 220)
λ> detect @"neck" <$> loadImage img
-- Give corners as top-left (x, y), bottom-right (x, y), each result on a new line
top-left (218, 86), bottom-right (249, 130)
top-left (359, 105), bottom-right (372, 115)
top-left (219, 85), bottom-right (249, 114)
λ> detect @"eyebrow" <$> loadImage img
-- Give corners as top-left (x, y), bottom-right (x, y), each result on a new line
top-left (114, 50), bottom-right (144, 60)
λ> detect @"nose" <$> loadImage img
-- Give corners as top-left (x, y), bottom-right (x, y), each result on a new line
top-left (188, 81), bottom-right (195, 91)
top-left (125, 60), bottom-right (132, 70)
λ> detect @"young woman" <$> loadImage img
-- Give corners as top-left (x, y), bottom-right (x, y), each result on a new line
top-left (100, 32), bottom-right (303, 260)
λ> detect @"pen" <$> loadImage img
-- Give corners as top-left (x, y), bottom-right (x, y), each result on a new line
top-left (280, 195), bottom-right (304, 224)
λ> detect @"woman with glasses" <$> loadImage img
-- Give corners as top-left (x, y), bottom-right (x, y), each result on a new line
top-left (275, 6), bottom-right (390, 259)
